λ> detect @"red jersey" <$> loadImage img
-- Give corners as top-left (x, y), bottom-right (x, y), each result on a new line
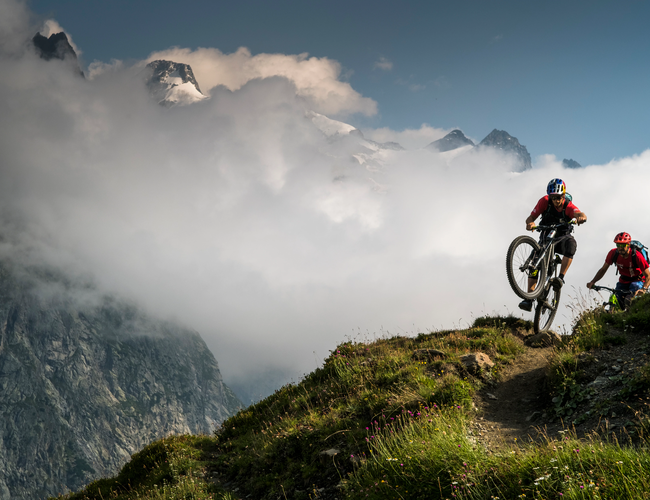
top-left (605, 248), bottom-right (649, 283)
top-left (530, 196), bottom-right (581, 220)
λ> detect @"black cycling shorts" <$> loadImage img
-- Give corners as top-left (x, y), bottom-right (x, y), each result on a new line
top-left (555, 235), bottom-right (577, 258)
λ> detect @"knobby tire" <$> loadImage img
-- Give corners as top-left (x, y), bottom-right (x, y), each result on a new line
top-left (534, 283), bottom-right (561, 333)
top-left (506, 235), bottom-right (547, 300)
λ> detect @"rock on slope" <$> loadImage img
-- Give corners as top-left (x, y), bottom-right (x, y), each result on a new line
top-left (0, 261), bottom-right (241, 499)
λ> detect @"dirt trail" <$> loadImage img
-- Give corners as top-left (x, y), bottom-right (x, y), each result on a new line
top-left (470, 346), bottom-right (563, 450)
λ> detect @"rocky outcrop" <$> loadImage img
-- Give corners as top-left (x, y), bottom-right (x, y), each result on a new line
top-left (460, 352), bottom-right (494, 376)
top-left (32, 32), bottom-right (84, 77)
top-left (562, 158), bottom-right (582, 169)
top-left (0, 261), bottom-right (241, 499)
top-left (145, 60), bottom-right (207, 106)
top-left (426, 129), bottom-right (474, 152)
top-left (524, 331), bottom-right (562, 347)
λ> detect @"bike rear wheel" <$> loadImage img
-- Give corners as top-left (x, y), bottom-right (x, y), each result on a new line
top-left (534, 283), bottom-right (562, 333)
top-left (506, 235), bottom-right (547, 300)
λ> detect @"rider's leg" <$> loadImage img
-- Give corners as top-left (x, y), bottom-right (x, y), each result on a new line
top-left (560, 256), bottom-right (573, 276)
top-left (557, 236), bottom-right (577, 281)
top-left (615, 281), bottom-right (639, 310)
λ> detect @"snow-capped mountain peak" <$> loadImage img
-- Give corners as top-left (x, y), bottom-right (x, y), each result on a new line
top-left (145, 60), bottom-right (207, 106)
top-left (306, 111), bottom-right (357, 137)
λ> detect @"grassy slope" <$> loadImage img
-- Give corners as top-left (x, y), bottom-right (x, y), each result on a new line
top-left (53, 303), bottom-right (650, 500)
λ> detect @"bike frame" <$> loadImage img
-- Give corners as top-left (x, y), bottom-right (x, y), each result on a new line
top-left (592, 285), bottom-right (630, 312)
top-left (531, 222), bottom-right (574, 291)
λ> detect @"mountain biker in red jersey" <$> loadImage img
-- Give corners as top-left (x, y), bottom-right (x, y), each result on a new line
top-left (586, 232), bottom-right (650, 306)
top-left (519, 178), bottom-right (588, 312)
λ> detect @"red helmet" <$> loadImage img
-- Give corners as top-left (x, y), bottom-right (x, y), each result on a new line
top-left (614, 232), bottom-right (631, 244)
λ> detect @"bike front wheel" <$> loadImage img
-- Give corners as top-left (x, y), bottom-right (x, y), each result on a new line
top-left (506, 235), bottom-right (547, 300)
top-left (534, 283), bottom-right (562, 333)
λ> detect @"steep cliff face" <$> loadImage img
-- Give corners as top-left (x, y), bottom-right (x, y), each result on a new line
top-left (0, 262), bottom-right (241, 499)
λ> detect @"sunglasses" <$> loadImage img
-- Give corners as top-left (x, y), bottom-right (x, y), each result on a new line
top-left (616, 243), bottom-right (630, 249)
top-left (550, 195), bottom-right (565, 202)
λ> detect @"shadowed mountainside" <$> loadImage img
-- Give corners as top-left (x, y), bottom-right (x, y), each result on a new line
top-left (0, 260), bottom-right (241, 499)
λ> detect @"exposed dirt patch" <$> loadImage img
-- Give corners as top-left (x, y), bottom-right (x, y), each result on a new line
top-left (469, 329), bottom-right (650, 451)
top-left (471, 342), bottom-right (559, 450)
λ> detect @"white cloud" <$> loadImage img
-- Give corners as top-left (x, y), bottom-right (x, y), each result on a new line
top-left (374, 56), bottom-right (393, 71)
top-left (396, 77), bottom-right (426, 92)
top-left (145, 46), bottom-right (378, 117)
top-left (362, 124), bottom-right (449, 149)
top-left (3, 6), bottom-right (650, 400)
top-left (0, 0), bottom-right (31, 55)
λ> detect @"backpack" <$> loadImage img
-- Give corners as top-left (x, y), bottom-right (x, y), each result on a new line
top-left (613, 240), bottom-right (650, 277)
top-left (541, 192), bottom-right (573, 225)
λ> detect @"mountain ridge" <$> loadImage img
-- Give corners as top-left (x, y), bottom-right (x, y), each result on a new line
top-left (0, 259), bottom-right (241, 499)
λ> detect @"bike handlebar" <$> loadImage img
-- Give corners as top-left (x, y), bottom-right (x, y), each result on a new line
top-left (591, 285), bottom-right (645, 296)
top-left (531, 220), bottom-right (577, 232)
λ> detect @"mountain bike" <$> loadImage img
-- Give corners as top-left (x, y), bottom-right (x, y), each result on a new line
top-left (591, 285), bottom-right (637, 313)
top-left (506, 221), bottom-right (575, 333)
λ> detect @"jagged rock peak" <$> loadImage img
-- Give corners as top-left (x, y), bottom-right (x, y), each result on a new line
top-left (145, 60), bottom-right (207, 106)
top-left (33, 32), bottom-right (76, 61)
top-left (426, 129), bottom-right (475, 152)
top-left (32, 32), bottom-right (84, 77)
top-left (562, 158), bottom-right (583, 169)
top-left (479, 129), bottom-right (532, 171)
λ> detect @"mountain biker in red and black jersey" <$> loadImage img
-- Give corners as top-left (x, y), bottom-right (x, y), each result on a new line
top-left (519, 178), bottom-right (588, 311)
top-left (586, 232), bottom-right (650, 305)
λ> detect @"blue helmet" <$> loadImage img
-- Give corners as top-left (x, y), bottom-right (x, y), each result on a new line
top-left (547, 178), bottom-right (566, 196)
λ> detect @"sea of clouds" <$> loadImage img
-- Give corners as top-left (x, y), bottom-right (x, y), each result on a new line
top-left (2, 0), bottom-right (650, 401)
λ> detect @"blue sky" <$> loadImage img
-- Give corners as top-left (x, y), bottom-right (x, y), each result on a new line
top-left (29, 0), bottom-right (650, 166)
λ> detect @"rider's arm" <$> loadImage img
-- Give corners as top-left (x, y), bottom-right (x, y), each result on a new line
top-left (525, 214), bottom-right (537, 231)
top-left (526, 197), bottom-right (546, 231)
top-left (641, 268), bottom-right (650, 293)
top-left (566, 202), bottom-right (587, 225)
top-left (587, 262), bottom-right (610, 289)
